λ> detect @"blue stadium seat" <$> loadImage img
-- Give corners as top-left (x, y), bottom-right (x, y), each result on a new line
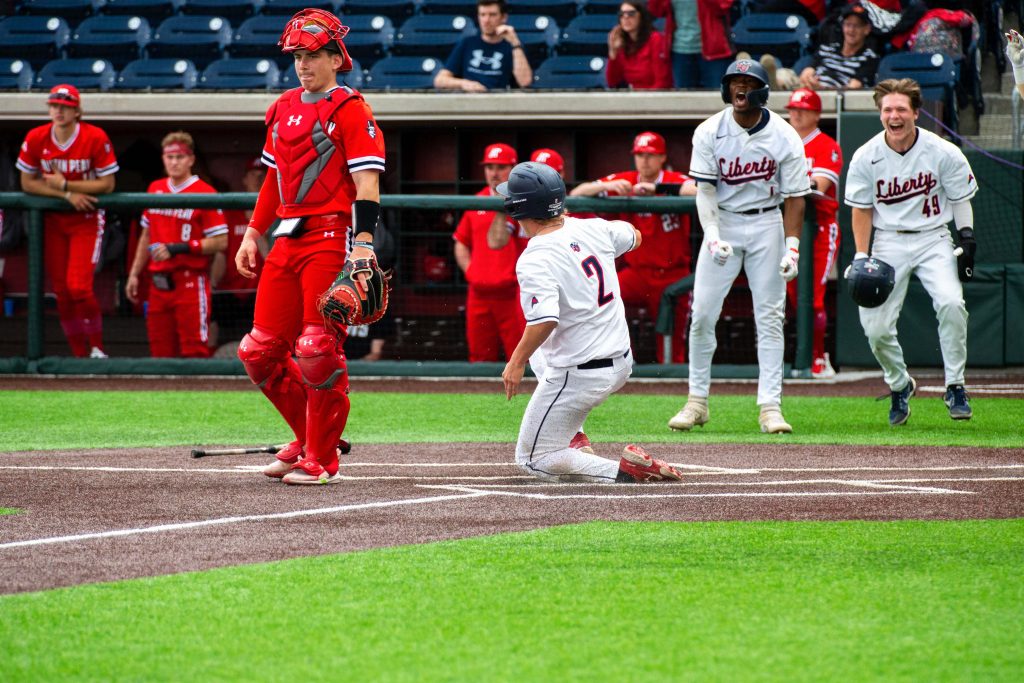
top-left (197, 57), bottom-right (279, 88)
top-left (558, 14), bottom-right (612, 56)
top-left (391, 14), bottom-right (475, 57)
top-left (148, 15), bottom-right (233, 68)
top-left (114, 57), bottom-right (198, 88)
top-left (20, 0), bottom-right (104, 22)
top-left (34, 57), bottom-right (116, 90)
top-left (102, 0), bottom-right (184, 22)
top-left (730, 13), bottom-right (812, 67)
top-left (68, 15), bottom-right (151, 69)
top-left (417, 0), bottom-right (477, 15)
top-left (878, 52), bottom-right (959, 131)
top-left (791, 54), bottom-right (813, 75)
top-left (507, 0), bottom-right (576, 24)
top-left (229, 15), bottom-right (283, 59)
top-left (0, 16), bottom-right (71, 70)
top-left (506, 15), bottom-right (559, 68)
top-left (0, 59), bottom-right (35, 91)
top-left (182, 0), bottom-right (263, 21)
top-left (260, 0), bottom-right (337, 15)
top-left (280, 57), bottom-right (364, 89)
top-left (533, 54), bottom-right (606, 89)
top-left (342, 14), bottom-right (394, 68)
top-left (577, 0), bottom-right (619, 15)
top-left (363, 55), bottom-right (441, 90)
top-left (344, 0), bottom-right (416, 23)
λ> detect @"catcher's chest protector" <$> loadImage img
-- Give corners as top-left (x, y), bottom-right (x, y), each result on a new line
top-left (270, 88), bottom-right (357, 211)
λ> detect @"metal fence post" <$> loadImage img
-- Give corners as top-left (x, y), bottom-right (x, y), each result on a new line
top-left (27, 208), bottom-right (44, 361)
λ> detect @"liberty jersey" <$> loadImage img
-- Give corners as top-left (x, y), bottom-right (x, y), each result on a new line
top-left (802, 128), bottom-right (842, 225)
top-left (845, 128), bottom-right (977, 230)
top-left (517, 216), bottom-right (635, 367)
top-left (690, 108), bottom-right (810, 211)
top-left (141, 176), bottom-right (228, 273)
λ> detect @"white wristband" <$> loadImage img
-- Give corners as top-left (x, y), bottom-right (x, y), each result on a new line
top-left (1014, 62), bottom-right (1024, 85)
top-left (854, 251), bottom-right (869, 260)
top-left (785, 236), bottom-right (800, 252)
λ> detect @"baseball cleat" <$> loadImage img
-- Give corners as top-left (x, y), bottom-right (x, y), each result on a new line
top-left (944, 384), bottom-right (972, 420)
top-left (617, 444), bottom-right (683, 482)
top-left (263, 441), bottom-right (303, 479)
top-left (811, 353), bottom-right (836, 379)
top-left (569, 431), bottom-right (595, 454)
top-left (759, 405), bottom-right (792, 434)
top-left (668, 399), bottom-right (709, 431)
top-left (281, 458), bottom-right (342, 485)
top-left (888, 377), bottom-right (916, 426)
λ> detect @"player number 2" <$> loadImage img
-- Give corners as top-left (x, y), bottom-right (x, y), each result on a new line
top-left (581, 256), bottom-right (614, 306)
top-left (921, 195), bottom-right (941, 218)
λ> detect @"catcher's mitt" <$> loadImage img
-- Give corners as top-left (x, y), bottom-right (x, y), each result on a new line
top-left (317, 256), bottom-right (391, 328)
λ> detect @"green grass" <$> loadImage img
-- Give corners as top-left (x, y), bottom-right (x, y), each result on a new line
top-left (2, 520), bottom-right (1022, 682)
top-left (0, 390), bottom-right (1020, 451)
top-left (0, 508), bottom-right (18, 515)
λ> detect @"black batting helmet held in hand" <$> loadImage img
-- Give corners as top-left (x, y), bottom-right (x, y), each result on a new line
top-left (721, 59), bottom-right (770, 108)
top-left (847, 257), bottom-right (896, 308)
top-left (496, 162), bottom-right (566, 220)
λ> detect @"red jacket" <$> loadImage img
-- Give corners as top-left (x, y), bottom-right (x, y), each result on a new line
top-left (606, 30), bottom-right (673, 89)
top-left (648, 0), bottom-right (734, 61)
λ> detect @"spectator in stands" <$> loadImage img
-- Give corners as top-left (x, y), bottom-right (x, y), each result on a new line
top-left (433, 0), bottom-right (532, 92)
top-left (125, 131), bottom-right (228, 358)
top-left (775, 2), bottom-right (880, 90)
top-left (606, 1), bottom-right (673, 90)
top-left (453, 142), bottom-right (527, 362)
top-left (17, 85), bottom-right (119, 358)
top-left (569, 132), bottom-right (697, 363)
top-left (649, 0), bottom-right (735, 88)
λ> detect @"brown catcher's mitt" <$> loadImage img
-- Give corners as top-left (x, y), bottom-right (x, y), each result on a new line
top-left (317, 256), bottom-right (391, 328)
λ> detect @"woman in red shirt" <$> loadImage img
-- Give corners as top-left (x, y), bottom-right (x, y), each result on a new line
top-left (605, 1), bottom-right (673, 90)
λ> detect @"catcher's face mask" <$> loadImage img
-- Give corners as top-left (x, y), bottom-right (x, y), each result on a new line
top-left (279, 8), bottom-right (353, 73)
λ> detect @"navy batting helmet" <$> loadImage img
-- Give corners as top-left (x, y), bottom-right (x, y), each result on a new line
top-left (721, 59), bottom-right (770, 108)
top-left (847, 256), bottom-right (896, 308)
top-left (496, 162), bottom-right (566, 220)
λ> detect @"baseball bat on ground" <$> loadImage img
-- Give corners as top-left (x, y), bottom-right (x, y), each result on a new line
top-left (190, 440), bottom-right (352, 459)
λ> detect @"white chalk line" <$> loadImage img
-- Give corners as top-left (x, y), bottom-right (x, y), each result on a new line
top-left (415, 484), bottom-right (969, 500)
top-left (0, 491), bottom-right (490, 550)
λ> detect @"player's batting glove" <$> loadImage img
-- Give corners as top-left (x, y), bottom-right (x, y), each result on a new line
top-left (708, 239), bottom-right (733, 266)
top-left (1007, 29), bottom-right (1024, 84)
top-left (955, 228), bottom-right (976, 282)
top-left (778, 237), bottom-right (800, 282)
top-left (843, 251), bottom-right (869, 279)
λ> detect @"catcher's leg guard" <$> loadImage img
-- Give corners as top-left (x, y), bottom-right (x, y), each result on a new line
top-left (295, 325), bottom-right (350, 471)
top-left (238, 326), bottom-right (307, 444)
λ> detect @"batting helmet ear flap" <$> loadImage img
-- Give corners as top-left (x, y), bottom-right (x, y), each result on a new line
top-left (721, 59), bottom-right (771, 108)
top-left (847, 256), bottom-right (896, 308)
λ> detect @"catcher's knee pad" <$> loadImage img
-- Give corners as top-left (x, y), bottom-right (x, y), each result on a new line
top-left (238, 326), bottom-right (292, 387)
top-left (295, 325), bottom-right (348, 390)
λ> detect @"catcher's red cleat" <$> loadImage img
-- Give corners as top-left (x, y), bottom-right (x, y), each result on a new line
top-left (263, 441), bottom-right (303, 479)
top-left (569, 431), bottom-right (594, 454)
top-left (282, 458), bottom-right (341, 485)
top-left (617, 444), bottom-right (683, 482)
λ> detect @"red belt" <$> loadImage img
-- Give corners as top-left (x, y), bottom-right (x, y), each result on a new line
top-left (301, 214), bottom-right (347, 230)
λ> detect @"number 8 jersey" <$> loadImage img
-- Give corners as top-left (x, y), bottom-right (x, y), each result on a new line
top-left (845, 127), bottom-right (977, 230)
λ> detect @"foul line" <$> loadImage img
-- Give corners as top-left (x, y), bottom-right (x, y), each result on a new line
top-left (416, 484), bottom-right (969, 500)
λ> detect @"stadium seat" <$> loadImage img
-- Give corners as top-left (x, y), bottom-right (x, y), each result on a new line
top-left (182, 0), bottom-right (263, 21)
top-left (148, 15), bottom-right (233, 69)
top-left (114, 56), bottom-right (198, 89)
top-left (577, 0), bottom-right (619, 15)
top-left (261, 0), bottom-right (337, 14)
top-left (0, 16), bottom-right (71, 70)
top-left (197, 57), bottom-right (279, 88)
top-left (391, 14), bottom-right (475, 57)
top-left (20, 0), bottom-right (104, 23)
top-left (730, 13), bottom-right (812, 67)
top-left (341, 14), bottom-right (395, 68)
top-left (229, 15), bottom-right (284, 59)
top-left (344, 0), bottom-right (417, 23)
top-left (280, 57), bottom-right (364, 89)
top-left (878, 52), bottom-right (959, 131)
top-left (533, 54), bottom-right (606, 89)
top-left (102, 0), bottom-right (184, 22)
top-left (791, 54), bottom-right (813, 76)
top-left (506, 15), bottom-right (559, 68)
top-left (363, 55), bottom-right (441, 90)
top-left (68, 15), bottom-right (151, 69)
top-left (507, 0), bottom-right (576, 24)
top-left (558, 14), bottom-right (613, 56)
top-left (0, 59), bottom-right (35, 91)
top-left (417, 0), bottom-right (477, 16)
top-left (34, 57), bottom-right (116, 90)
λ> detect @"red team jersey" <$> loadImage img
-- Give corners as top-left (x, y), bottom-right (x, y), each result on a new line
top-left (141, 176), bottom-right (228, 272)
top-left (598, 169), bottom-right (692, 271)
top-left (219, 209), bottom-right (261, 291)
top-left (802, 128), bottom-right (842, 226)
top-left (453, 187), bottom-right (524, 293)
top-left (16, 121), bottom-right (119, 230)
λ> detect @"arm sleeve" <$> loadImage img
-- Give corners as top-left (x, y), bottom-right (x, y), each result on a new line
top-left (810, 140), bottom-right (842, 186)
top-left (335, 98), bottom-right (386, 175)
top-left (855, 51), bottom-right (880, 86)
top-left (248, 166), bottom-right (282, 235)
top-left (688, 123), bottom-right (719, 182)
top-left (16, 134), bottom-right (40, 174)
top-left (651, 33), bottom-right (673, 89)
top-left (201, 208), bottom-right (229, 237)
top-left (607, 219), bottom-right (637, 257)
top-left (453, 212), bottom-right (473, 247)
top-left (444, 40), bottom-right (466, 76)
top-left (939, 146), bottom-right (979, 203)
top-left (517, 261), bottom-right (560, 325)
top-left (605, 53), bottom-right (624, 88)
top-left (92, 128), bottom-right (119, 177)
top-left (779, 129), bottom-right (812, 198)
top-left (844, 151), bottom-right (875, 208)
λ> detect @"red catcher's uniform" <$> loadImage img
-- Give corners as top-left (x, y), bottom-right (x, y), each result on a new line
top-left (140, 175), bottom-right (227, 357)
top-left (597, 169), bottom-right (692, 363)
top-left (237, 85), bottom-right (385, 474)
top-left (16, 121), bottom-right (118, 356)
top-left (453, 186), bottom-right (526, 362)
top-left (786, 128), bottom-right (842, 359)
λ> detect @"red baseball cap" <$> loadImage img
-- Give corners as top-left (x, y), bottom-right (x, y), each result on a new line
top-left (632, 131), bottom-right (665, 155)
top-left (530, 148), bottom-right (564, 174)
top-left (47, 84), bottom-right (81, 108)
top-left (786, 88), bottom-right (822, 112)
top-left (480, 143), bottom-right (517, 166)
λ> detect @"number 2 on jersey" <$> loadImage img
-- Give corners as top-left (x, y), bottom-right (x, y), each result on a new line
top-left (921, 195), bottom-right (941, 217)
top-left (581, 255), bottom-right (614, 306)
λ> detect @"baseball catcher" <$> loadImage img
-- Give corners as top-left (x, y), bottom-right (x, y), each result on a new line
top-left (318, 255), bottom-right (391, 328)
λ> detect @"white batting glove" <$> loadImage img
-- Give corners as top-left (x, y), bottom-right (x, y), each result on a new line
top-left (1007, 29), bottom-right (1024, 83)
top-left (778, 236), bottom-right (800, 282)
top-left (843, 251), bottom-right (869, 279)
top-left (706, 239), bottom-right (732, 266)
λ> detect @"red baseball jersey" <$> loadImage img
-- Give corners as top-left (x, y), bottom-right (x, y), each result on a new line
top-left (802, 128), bottom-right (842, 226)
top-left (16, 121), bottom-right (119, 231)
top-left (453, 187), bottom-right (524, 293)
top-left (262, 86), bottom-right (386, 220)
top-left (141, 176), bottom-right (228, 273)
top-left (218, 209), bottom-right (262, 291)
top-left (597, 169), bottom-right (692, 271)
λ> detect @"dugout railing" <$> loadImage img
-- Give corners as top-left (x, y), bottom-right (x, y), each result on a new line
top-left (0, 191), bottom-right (818, 377)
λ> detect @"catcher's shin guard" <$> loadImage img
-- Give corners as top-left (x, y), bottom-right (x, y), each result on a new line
top-left (239, 327), bottom-right (308, 443)
top-left (295, 325), bottom-right (351, 468)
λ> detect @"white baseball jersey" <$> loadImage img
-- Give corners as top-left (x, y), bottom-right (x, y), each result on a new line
top-left (517, 216), bottom-right (635, 367)
top-left (845, 127), bottom-right (978, 230)
top-left (690, 107), bottom-right (811, 212)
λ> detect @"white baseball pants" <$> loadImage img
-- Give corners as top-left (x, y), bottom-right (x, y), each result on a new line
top-left (688, 210), bottom-right (786, 406)
top-left (859, 227), bottom-right (967, 390)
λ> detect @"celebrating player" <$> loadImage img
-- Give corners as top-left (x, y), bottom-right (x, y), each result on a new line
top-left (1006, 29), bottom-right (1024, 99)
top-left (785, 88), bottom-right (843, 379)
top-left (844, 78), bottom-right (977, 424)
top-left (570, 131), bottom-right (697, 363)
top-left (499, 162), bottom-right (683, 484)
top-left (125, 131), bottom-right (228, 357)
top-left (235, 8), bottom-right (386, 484)
top-left (668, 59), bottom-right (810, 434)
top-left (17, 84), bottom-right (118, 358)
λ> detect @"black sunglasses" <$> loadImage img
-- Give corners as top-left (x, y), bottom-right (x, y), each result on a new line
top-left (618, 9), bottom-right (638, 17)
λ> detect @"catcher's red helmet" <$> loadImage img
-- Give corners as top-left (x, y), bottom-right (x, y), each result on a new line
top-left (279, 8), bottom-right (353, 73)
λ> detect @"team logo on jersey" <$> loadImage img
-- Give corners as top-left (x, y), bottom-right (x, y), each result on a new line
top-left (968, 173), bottom-right (974, 185)
top-left (570, 241), bottom-right (580, 252)
top-left (831, 149), bottom-right (839, 163)
top-left (875, 172), bottom-right (937, 205)
top-left (327, 121), bottom-right (336, 136)
top-left (469, 50), bottom-right (503, 70)
top-left (718, 156), bottom-right (777, 185)
top-left (287, 114), bottom-right (303, 126)
top-left (530, 296), bottom-right (539, 308)
top-left (366, 121), bottom-right (376, 139)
